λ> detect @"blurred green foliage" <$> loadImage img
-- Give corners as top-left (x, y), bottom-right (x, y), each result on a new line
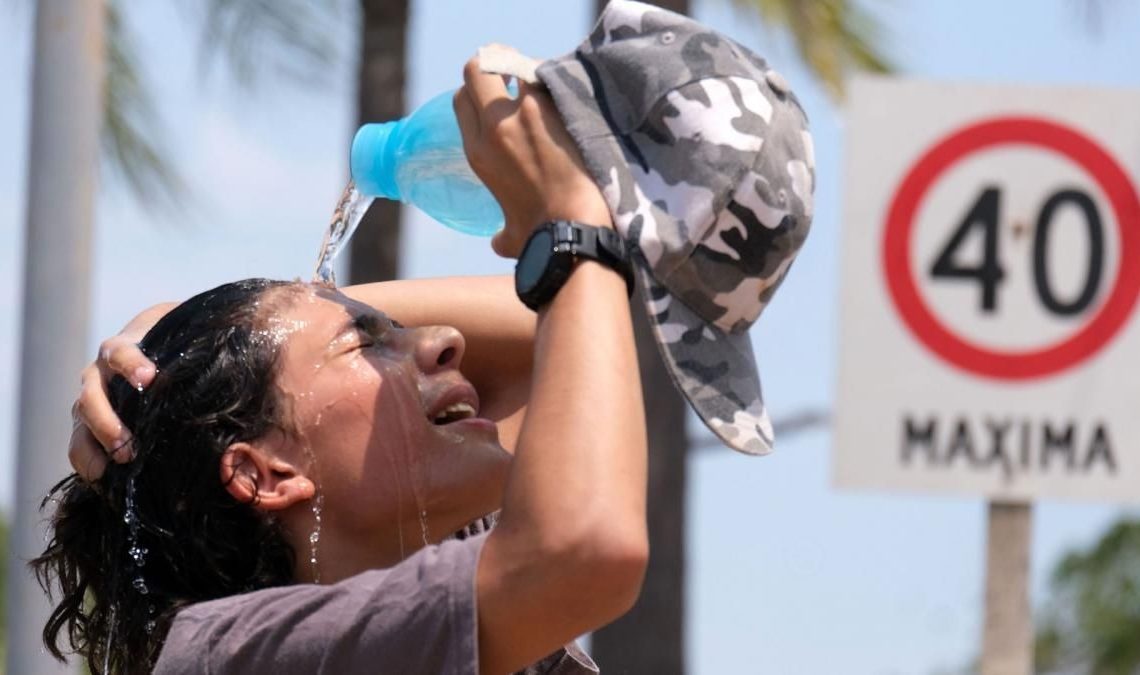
top-left (101, 0), bottom-right (341, 209)
top-left (732, 0), bottom-right (893, 100)
top-left (1036, 518), bottom-right (1140, 675)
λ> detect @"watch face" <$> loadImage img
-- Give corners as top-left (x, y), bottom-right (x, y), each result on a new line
top-left (517, 229), bottom-right (554, 291)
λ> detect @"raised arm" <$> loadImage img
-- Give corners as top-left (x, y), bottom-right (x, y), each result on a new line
top-left (453, 62), bottom-right (648, 674)
top-left (70, 276), bottom-right (535, 480)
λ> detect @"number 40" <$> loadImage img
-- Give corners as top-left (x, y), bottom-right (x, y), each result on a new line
top-left (929, 186), bottom-right (1105, 316)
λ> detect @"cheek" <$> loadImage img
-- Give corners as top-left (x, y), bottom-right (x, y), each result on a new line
top-left (298, 357), bottom-right (431, 521)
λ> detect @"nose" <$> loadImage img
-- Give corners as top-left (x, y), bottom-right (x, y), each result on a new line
top-left (413, 325), bottom-right (465, 374)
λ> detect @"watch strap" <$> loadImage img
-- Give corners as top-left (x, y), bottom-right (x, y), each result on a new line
top-left (557, 221), bottom-right (634, 298)
top-left (516, 221), bottom-right (635, 311)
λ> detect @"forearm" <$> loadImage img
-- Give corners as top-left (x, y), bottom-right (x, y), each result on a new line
top-left (504, 262), bottom-right (646, 546)
top-left (478, 261), bottom-right (647, 671)
top-left (453, 58), bottom-right (648, 674)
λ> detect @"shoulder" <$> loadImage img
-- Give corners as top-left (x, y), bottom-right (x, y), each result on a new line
top-left (154, 536), bottom-right (487, 675)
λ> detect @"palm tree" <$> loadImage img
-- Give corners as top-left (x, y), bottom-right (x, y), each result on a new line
top-left (588, 1), bottom-right (889, 673)
top-left (101, 0), bottom-right (407, 285)
top-left (348, 0), bottom-right (408, 285)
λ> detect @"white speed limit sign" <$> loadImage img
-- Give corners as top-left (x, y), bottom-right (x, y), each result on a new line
top-left (834, 77), bottom-right (1140, 502)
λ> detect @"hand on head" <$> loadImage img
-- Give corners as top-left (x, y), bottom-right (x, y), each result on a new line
top-left (452, 56), bottom-right (612, 258)
top-left (69, 303), bottom-right (170, 482)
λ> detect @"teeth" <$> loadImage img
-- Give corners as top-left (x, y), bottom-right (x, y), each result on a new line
top-left (445, 402), bottom-right (475, 417)
top-left (433, 402), bottom-right (476, 424)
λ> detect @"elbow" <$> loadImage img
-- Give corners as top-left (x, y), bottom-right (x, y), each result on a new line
top-left (589, 532), bottom-right (649, 620)
top-left (544, 520), bottom-right (649, 625)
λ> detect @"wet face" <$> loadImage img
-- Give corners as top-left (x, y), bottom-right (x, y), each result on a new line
top-left (264, 284), bottom-right (511, 557)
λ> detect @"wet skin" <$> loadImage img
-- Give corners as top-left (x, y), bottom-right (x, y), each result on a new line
top-left (261, 284), bottom-right (512, 577)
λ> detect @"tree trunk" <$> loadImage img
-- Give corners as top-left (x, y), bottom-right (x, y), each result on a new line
top-left (589, 4), bottom-right (690, 673)
top-left (6, 2), bottom-right (102, 673)
top-left (350, 0), bottom-right (409, 285)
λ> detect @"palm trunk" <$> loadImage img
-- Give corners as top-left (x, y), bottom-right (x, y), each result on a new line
top-left (6, 2), bottom-right (103, 673)
top-left (349, 0), bottom-right (408, 285)
top-left (589, 2), bottom-right (690, 672)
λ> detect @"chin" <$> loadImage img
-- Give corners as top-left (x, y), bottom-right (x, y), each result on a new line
top-left (421, 442), bottom-right (509, 524)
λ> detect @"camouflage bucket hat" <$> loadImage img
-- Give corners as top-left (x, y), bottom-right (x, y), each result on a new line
top-left (484, 0), bottom-right (814, 455)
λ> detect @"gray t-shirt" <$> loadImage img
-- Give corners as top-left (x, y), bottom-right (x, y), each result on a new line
top-left (153, 534), bottom-right (597, 674)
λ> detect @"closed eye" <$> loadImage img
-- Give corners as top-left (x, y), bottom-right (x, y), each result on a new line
top-left (333, 312), bottom-right (401, 355)
top-left (354, 313), bottom-right (401, 349)
top-left (352, 313), bottom-right (385, 337)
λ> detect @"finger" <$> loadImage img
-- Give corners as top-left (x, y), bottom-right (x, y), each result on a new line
top-left (70, 425), bottom-right (108, 482)
top-left (453, 85), bottom-right (481, 145)
top-left (491, 229), bottom-right (522, 259)
top-left (99, 335), bottom-right (156, 390)
top-left (462, 56), bottom-right (513, 116)
top-left (491, 231), bottom-right (508, 258)
top-left (78, 365), bottom-right (133, 453)
top-left (107, 433), bottom-right (136, 464)
top-left (516, 79), bottom-right (550, 102)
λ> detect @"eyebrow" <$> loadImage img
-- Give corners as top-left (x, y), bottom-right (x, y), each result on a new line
top-left (335, 312), bottom-right (383, 341)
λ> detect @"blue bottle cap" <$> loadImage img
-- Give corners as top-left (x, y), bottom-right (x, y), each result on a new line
top-left (350, 122), bottom-right (401, 200)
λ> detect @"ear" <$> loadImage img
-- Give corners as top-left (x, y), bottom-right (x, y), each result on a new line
top-left (220, 441), bottom-right (316, 512)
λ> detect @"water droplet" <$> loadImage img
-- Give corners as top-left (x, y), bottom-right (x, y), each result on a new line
top-left (123, 471), bottom-right (151, 597)
top-left (128, 544), bottom-right (148, 564)
top-left (103, 603), bottom-right (117, 673)
top-left (308, 491), bottom-right (324, 583)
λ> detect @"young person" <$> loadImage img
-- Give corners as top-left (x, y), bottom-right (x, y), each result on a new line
top-left (55, 3), bottom-right (816, 672)
top-left (43, 60), bottom-right (644, 675)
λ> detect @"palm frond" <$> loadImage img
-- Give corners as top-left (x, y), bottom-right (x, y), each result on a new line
top-left (733, 0), bottom-right (894, 100)
top-left (196, 0), bottom-right (343, 89)
top-left (102, 0), bottom-right (186, 209)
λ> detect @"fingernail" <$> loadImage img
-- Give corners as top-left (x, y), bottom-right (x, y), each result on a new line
top-left (132, 366), bottom-right (151, 390)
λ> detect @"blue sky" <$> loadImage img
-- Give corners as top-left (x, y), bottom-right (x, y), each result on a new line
top-left (2, 1), bottom-right (1139, 673)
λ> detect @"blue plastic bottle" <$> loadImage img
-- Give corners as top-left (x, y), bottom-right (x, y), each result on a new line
top-left (351, 88), bottom-right (504, 236)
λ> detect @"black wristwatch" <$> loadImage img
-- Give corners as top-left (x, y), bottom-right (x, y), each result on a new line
top-left (514, 220), bottom-right (634, 311)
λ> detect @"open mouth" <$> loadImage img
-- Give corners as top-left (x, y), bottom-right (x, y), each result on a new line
top-left (431, 402), bottom-right (477, 425)
top-left (449, 512), bottom-right (499, 541)
top-left (427, 383), bottom-right (481, 426)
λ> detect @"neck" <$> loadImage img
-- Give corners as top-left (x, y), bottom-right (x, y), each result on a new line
top-left (284, 507), bottom-right (497, 584)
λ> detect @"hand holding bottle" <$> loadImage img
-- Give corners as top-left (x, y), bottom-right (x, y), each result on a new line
top-left (453, 57), bottom-right (612, 259)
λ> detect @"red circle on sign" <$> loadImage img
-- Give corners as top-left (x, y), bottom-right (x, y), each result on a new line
top-left (883, 117), bottom-right (1140, 380)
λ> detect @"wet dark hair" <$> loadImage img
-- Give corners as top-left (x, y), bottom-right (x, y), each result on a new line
top-left (32, 278), bottom-right (299, 675)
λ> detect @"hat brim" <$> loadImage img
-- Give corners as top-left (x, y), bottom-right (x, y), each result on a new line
top-left (635, 263), bottom-right (774, 455)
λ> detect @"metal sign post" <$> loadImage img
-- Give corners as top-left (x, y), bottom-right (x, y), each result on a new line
top-left (980, 502), bottom-right (1033, 675)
